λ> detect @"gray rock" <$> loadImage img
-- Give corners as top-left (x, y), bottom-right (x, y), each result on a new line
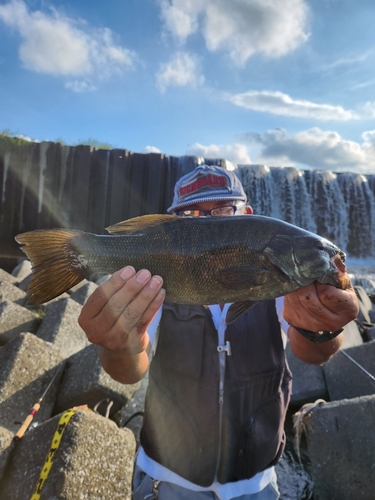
top-left (305, 395), bottom-right (375, 500)
top-left (0, 332), bottom-right (65, 433)
top-left (369, 309), bottom-right (375, 323)
top-left (276, 449), bottom-right (314, 500)
top-left (340, 320), bottom-right (363, 349)
top-left (70, 280), bottom-right (98, 305)
top-left (114, 372), bottom-right (148, 448)
top-left (0, 300), bottom-right (40, 345)
top-left (0, 269), bottom-right (18, 285)
top-left (36, 297), bottom-right (90, 357)
top-left (54, 343), bottom-right (140, 416)
top-left (286, 343), bottom-right (328, 406)
top-left (95, 274), bottom-right (111, 286)
top-left (323, 340), bottom-right (375, 401)
top-left (0, 426), bottom-right (14, 483)
top-left (365, 325), bottom-right (375, 341)
top-left (0, 409), bottom-right (136, 500)
top-left (0, 280), bottom-right (27, 306)
top-left (11, 259), bottom-right (32, 281)
top-left (355, 286), bottom-right (373, 314)
top-left (15, 273), bottom-right (32, 292)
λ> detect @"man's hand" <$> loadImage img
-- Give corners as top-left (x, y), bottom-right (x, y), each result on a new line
top-left (283, 281), bottom-right (359, 365)
top-left (78, 266), bottom-right (165, 383)
top-left (283, 281), bottom-right (359, 333)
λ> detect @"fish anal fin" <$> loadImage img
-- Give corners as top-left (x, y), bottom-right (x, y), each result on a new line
top-left (218, 266), bottom-right (269, 290)
top-left (226, 301), bottom-right (258, 325)
top-left (15, 229), bottom-right (88, 305)
top-left (106, 214), bottom-right (179, 234)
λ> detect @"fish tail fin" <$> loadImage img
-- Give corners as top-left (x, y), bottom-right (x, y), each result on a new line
top-left (15, 229), bottom-right (89, 305)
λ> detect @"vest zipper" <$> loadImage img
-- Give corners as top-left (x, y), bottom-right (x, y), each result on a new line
top-left (214, 354), bottom-right (226, 481)
top-left (214, 326), bottom-right (230, 480)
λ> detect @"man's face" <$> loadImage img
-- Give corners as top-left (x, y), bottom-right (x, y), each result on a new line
top-left (174, 200), bottom-right (252, 217)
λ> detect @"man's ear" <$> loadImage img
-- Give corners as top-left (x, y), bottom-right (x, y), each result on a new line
top-left (245, 205), bottom-right (253, 215)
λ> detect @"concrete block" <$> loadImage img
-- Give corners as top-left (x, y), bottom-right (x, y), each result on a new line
top-left (0, 409), bottom-right (135, 500)
top-left (365, 325), bottom-right (375, 341)
top-left (0, 332), bottom-right (65, 433)
top-left (275, 449), bottom-right (314, 500)
top-left (323, 340), bottom-right (375, 401)
top-left (340, 320), bottom-right (363, 349)
top-left (70, 280), bottom-right (98, 305)
top-left (11, 259), bottom-right (32, 281)
top-left (0, 269), bottom-right (18, 285)
top-left (0, 280), bottom-right (27, 306)
top-left (114, 372), bottom-right (148, 449)
top-left (0, 427), bottom-right (14, 483)
top-left (16, 273), bottom-right (32, 292)
top-left (286, 343), bottom-right (327, 406)
top-left (0, 300), bottom-right (40, 345)
top-left (305, 395), bottom-right (375, 500)
top-left (369, 309), bottom-right (375, 323)
top-left (54, 344), bottom-right (140, 416)
top-left (355, 286), bottom-right (373, 313)
top-left (36, 297), bottom-right (89, 357)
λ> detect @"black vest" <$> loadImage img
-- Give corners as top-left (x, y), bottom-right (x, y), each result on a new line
top-left (140, 300), bottom-right (292, 487)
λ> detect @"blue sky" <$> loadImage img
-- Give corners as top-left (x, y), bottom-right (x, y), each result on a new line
top-left (1, 0), bottom-right (375, 173)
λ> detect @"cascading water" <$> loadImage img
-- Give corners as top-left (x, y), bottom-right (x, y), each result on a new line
top-left (235, 164), bottom-right (375, 260)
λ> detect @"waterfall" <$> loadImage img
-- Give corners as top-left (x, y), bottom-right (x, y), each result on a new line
top-left (235, 164), bottom-right (375, 259)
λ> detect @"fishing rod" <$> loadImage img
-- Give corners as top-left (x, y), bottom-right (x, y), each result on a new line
top-left (15, 369), bottom-right (60, 440)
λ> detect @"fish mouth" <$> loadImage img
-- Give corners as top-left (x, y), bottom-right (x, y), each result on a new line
top-left (290, 237), bottom-right (348, 289)
top-left (328, 250), bottom-right (348, 289)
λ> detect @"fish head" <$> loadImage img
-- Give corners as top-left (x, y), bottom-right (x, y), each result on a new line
top-left (263, 234), bottom-right (348, 289)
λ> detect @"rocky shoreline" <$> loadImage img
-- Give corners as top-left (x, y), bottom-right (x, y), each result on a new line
top-left (0, 262), bottom-right (375, 499)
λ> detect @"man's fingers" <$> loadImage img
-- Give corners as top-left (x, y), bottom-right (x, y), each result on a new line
top-left (81, 266), bottom-right (136, 319)
top-left (284, 281), bottom-right (359, 332)
top-left (110, 274), bottom-right (164, 336)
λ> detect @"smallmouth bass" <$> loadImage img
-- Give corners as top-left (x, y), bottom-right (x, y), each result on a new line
top-left (15, 214), bottom-right (349, 324)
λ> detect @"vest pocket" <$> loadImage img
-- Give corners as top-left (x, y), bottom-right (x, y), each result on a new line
top-left (235, 374), bottom-right (291, 479)
top-left (157, 303), bottom-right (206, 379)
top-left (142, 379), bottom-right (203, 481)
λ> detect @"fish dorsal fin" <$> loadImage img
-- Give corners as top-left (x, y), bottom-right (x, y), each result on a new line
top-left (226, 301), bottom-right (258, 325)
top-left (106, 214), bottom-right (180, 234)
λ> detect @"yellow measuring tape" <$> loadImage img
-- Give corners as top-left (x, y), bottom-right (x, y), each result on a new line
top-left (30, 408), bottom-right (78, 500)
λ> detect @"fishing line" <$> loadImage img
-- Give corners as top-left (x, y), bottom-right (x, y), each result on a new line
top-left (340, 350), bottom-right (375, 389)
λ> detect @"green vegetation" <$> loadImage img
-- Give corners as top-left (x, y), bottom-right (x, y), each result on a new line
top-left (0, 130), bottom-right (34, 149)
top-left (73, 138), bottom-right (115, 150)
top-left (0, 130), bottom-right (116, 151)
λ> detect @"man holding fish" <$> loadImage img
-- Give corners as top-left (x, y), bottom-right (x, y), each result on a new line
top-left (75, 165), bottom-right (358, 500)
top-left (16, 164), bottom-right (358, 499)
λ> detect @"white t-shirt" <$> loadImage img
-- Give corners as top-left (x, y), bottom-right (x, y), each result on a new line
top-left (136, 297), bottom-right (287, 500)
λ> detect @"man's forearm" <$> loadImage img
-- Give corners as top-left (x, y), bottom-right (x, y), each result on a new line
top-left (98, 345), bottom-right (150, 384)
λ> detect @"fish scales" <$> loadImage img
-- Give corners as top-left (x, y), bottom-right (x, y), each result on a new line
top-left (15, 214), bottom-right (349, 316)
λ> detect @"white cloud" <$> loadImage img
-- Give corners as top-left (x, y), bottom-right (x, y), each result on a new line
top-left (0, 0), bottom-right (136, 89)
top-left (156, 51), bottom-right (204, 92)
top-left (362, 130), bottom-right (375, 148)
top-left (144, 146), bottom-right (162, 153)
top-left (64, 80), bottom-right (97, 93)
top-left (186, 142), bottom-right (251, 164)
top-left (227, 90), bottom-right (357, 121)
top-left (159, 0), bottom-right (309, 66)
top-left (248, 127), bottom-right (375, 172)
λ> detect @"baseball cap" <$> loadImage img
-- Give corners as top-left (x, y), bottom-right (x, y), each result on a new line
top-left (168, 165), bottom-right (247, 213)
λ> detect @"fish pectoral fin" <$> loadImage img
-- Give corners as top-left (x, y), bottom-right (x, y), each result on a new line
top-left (106, 214), bottom-right (179, 234)
top-left (218, 266), bottom-right (269, 290)
top-left (226, 301), bottom-right (258, 325)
